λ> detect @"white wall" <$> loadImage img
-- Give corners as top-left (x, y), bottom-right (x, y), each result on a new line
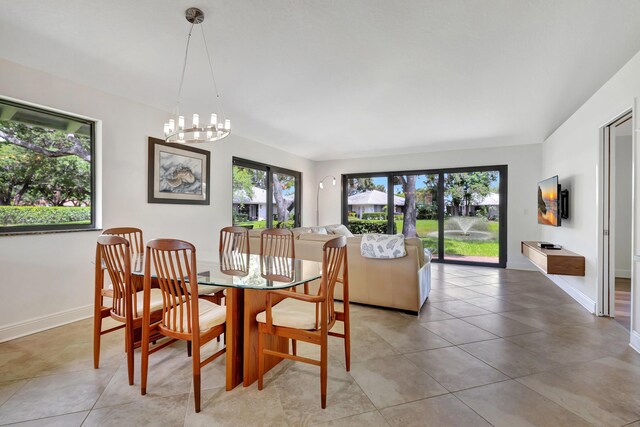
top-left (315, 144), bottom-right (542, 270)
top-left (0, 59), bottom-right (316, 341)
top-left (615, 135), bottom-right (633, 278)
top-left (541, 49), bottom-right (640, 348)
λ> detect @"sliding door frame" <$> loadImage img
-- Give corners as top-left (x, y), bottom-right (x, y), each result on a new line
top-left (232, 157), bottom-right (302, 228)
top-left (341, 165), bottom-right (508, 268)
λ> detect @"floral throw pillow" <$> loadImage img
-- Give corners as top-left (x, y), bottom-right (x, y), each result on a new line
top-left (360, 233), bottom-right (406, 259)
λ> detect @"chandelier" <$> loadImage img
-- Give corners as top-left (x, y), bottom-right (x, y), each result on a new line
top-left (163, 7), bottom-right (230, 144)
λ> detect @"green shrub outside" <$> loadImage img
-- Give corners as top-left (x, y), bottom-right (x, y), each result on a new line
top-left (417, 205), bottom-right (438, 220)
top-left (233, 212), bottom-right (249, 223)
top-left (361, 212), bottom-right (404, 221)
top-left (0, 206), bottom-right (91, 226)
top-left (347, 219), bottom-right (397, 234)
top-left (362, 212), bottom-right (386, 220)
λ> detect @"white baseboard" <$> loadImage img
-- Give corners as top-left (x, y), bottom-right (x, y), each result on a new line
top-left (615, 269), bottom-right (632, 279)
top-left (506, 261), bottom-right (538, 271)
top-left (547, 275), bottom-right (597, 314)
top-left (631, 330), bottom-right (640, 354)
top-left (0, 304), bottom-right (93, 343)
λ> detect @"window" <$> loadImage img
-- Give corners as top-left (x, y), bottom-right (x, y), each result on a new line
top-left (0, 98), bottom-right (96, 233)
top-left (232, 158), bottom-right (301, 229)
top-left (342, 165), bottom-right (507, 267)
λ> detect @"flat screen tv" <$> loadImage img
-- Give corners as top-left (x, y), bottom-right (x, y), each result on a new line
top-left (538, 175), bottom-right (561, 226)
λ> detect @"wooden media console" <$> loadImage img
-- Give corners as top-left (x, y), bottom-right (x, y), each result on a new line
top-left (521, 241), bottom-right (585, 276)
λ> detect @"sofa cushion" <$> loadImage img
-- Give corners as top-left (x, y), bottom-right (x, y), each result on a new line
top-left (298, 233), bottom-right (340, 243)
top-left (248, 228), bottom-right (265, 238)
top-left (360, 234), bottom-right (407, 259)
top-left (294, 226), bottom-right (327, 236)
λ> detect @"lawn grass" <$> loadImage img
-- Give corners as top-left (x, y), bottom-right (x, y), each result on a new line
top-left (419, 237), bottom-right (498, 257)
top-left (396, 219), bottom-right (499, 257)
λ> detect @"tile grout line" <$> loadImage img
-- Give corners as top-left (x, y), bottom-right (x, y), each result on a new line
top-left (0, 378), bottom-right (29, 412)
top-left (401, 344), bottom-right (514, 392)
top-left (513, 375), bottom-right (598, 426)
top-left (449, 389), bottom-right (498, 427)
top-left (0, 410), bottom-right (90, 427)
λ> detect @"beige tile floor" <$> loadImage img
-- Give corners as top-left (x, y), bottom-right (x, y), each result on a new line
top-left (1, 264), bottom-right (639, 426)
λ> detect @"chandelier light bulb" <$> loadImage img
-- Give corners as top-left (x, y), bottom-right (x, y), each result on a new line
top-left (178, 116), bottom-right (185, 131)
top-left (332, 177), bottom-right (336, 186)
top-left (319, 182), bottom-right (324, 189)
top-left (163, 123), bottom-right (170, 136)
top-left (211, 113), bottom-right (217, 126)
top-left (179, 131), bottom-right (185, 141)
top-left (192, 113), bottom-right (199, 128)
top-left (207, 130), bottom-right (213, 139)
top-left (224, 119), bottom-right (231, 130)
top-left (168, 119), bottom-right (175, 132)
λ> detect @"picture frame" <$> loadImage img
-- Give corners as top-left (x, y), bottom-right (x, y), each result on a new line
top-left (148, 137), bottom-right (210, 205)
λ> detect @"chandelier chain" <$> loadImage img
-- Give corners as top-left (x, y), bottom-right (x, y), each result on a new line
top-left (175, 22), bottom-right (196, 116)
top-left (200, 22), bottom-right (226, 121)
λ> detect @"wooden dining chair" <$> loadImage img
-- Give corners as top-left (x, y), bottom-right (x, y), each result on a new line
top-left (219, 226), bottom-right (250, 253)
top-left (260, 254), bottom-right (295, 282)
top-left (140, 238), bottom-right (226, 413)
top-left (94, 227), bottom-right (145, 355)
top-left (93, 235), bottom-right (164, 385)
top-left (103, 227), bottom-right (144, 253)
top-left (260, 228), bottom-right (295, 258)
top-left (256, 236), bottom-right (349, 409)
top-left (260, 227), bottom-right (308, 354)
top-left (219, 250), bottom-right (250, 276)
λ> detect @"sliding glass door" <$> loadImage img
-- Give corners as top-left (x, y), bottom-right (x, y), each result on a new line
top-left (342, 165), bottom-right (507, 267)
top-left (393, 174), bottom-right (440, 256)
top-left (443, 170), bottom-right (501, 264)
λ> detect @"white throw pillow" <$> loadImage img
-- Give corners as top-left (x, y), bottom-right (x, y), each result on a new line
top-left (360, 233), bottom-right (406, 259)
top-left (326, 224), bottom-right (354, 238)
top-left (310, 226), bottom-right (328, 235)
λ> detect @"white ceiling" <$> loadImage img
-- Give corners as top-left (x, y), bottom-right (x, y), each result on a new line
top-left (1, 0), bottom-right (640, 160)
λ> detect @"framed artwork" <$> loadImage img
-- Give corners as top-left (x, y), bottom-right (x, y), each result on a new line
top-left (148, 137), bottom-right (210, 205)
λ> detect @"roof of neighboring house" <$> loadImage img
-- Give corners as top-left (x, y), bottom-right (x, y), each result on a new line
top-left (476, 192), bottom-right (499, 206)
top-left (233, 187), bottom-right (294, 205)
top-left (347, 190), bottom-right (405, 206)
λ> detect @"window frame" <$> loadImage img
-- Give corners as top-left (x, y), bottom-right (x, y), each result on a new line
top-left (0, 98), bottom-right (97, 235)
top-left (232, 157), bottom-right (302, 228)
top-left (341, 165), bottom-right (508, 268)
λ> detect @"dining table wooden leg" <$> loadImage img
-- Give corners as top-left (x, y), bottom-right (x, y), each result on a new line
top-left (225, 288), bottom-right (244, 391)
top-left (242, 289), bottom-right (289, 387)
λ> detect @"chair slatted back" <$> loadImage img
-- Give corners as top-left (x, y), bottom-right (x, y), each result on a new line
top-left (145, 239), bottom-right (199, 335)
top-left (321, 236), bottom-right (348, 325)
top-left (96, 235), bottom-right (133, 319)
top-left (219, 226), bottom-right (250, 253)
top-left (260, 255), bottom-right (295, 283)
top-left (260, 228), bottom-right (295, 258)
top-left (220, 250), bottom-right (250, 276)
top-left (103, 227), bottom-right (144, 254)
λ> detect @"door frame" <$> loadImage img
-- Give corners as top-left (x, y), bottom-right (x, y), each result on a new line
top-left (597, 109), bottom-right (633, 317)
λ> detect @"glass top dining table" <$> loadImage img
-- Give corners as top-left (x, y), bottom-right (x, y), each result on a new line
top-left (129, 252), bottom-right (322, 290)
